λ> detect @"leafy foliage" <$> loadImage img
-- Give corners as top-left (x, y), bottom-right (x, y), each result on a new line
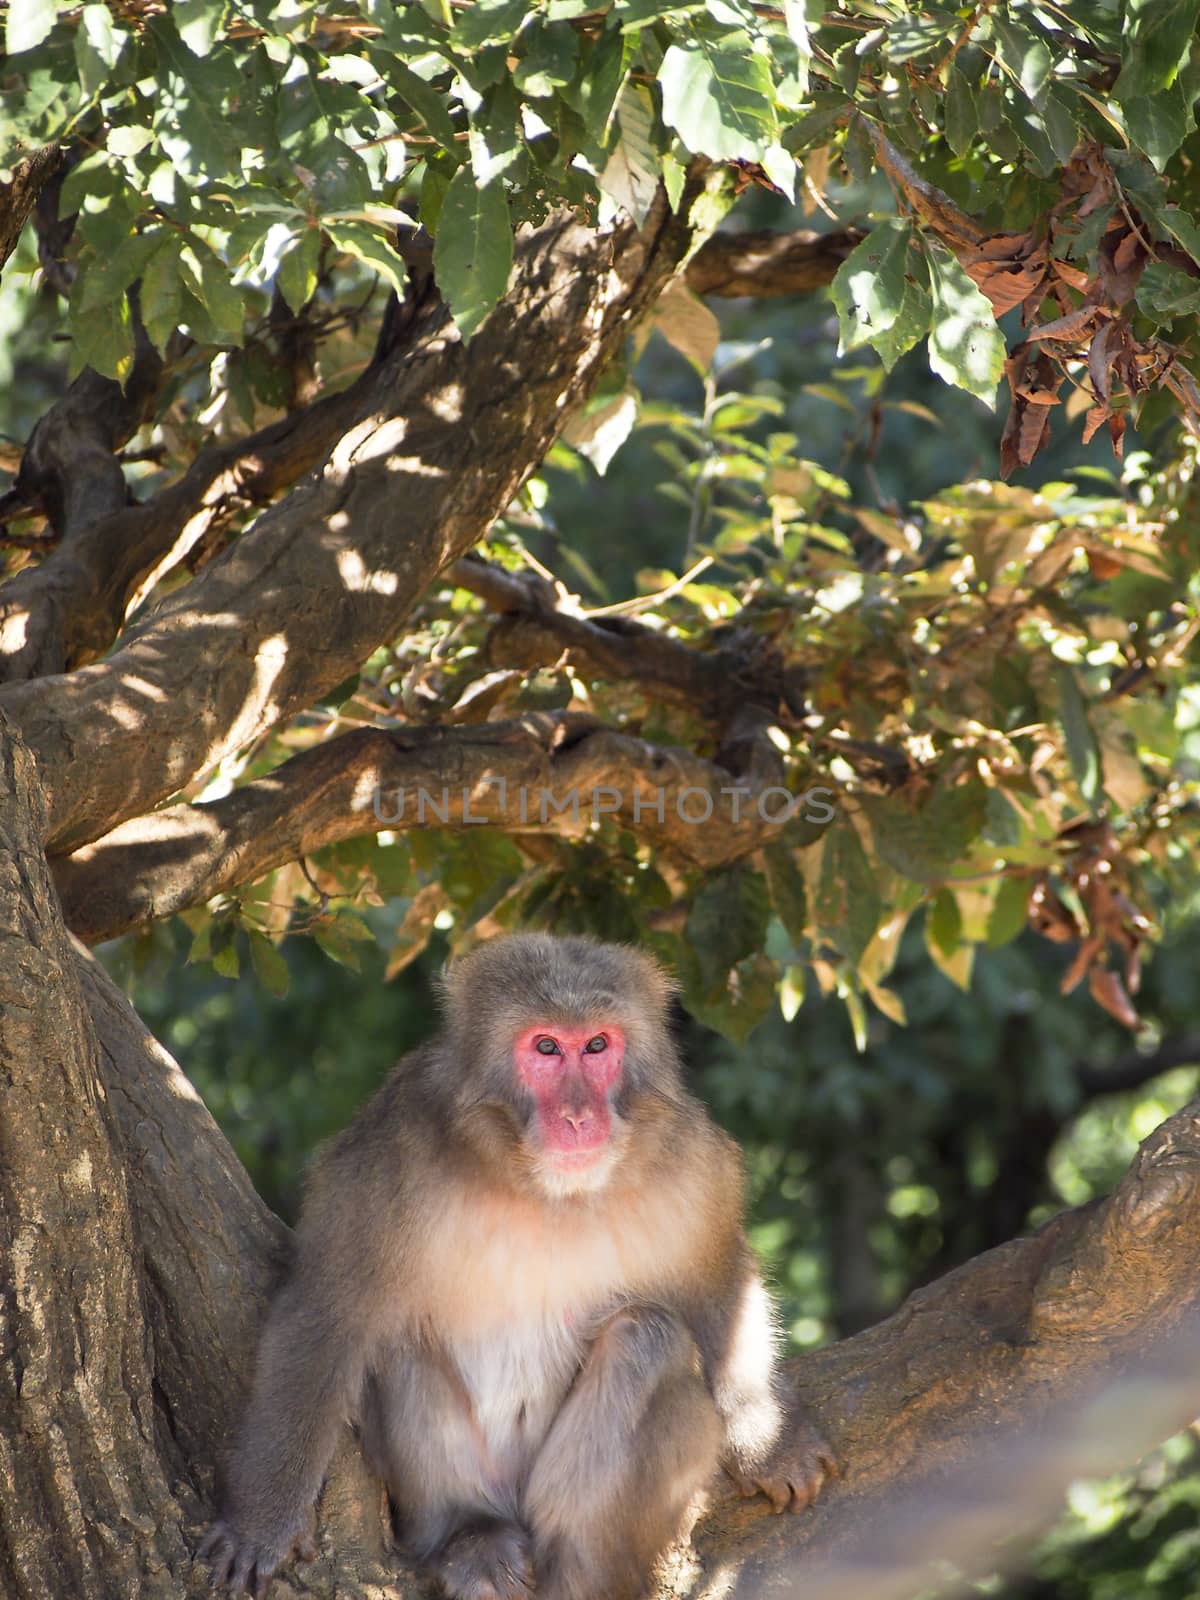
top-left (4, 6), bottom-right (1200, 1043)
top-left (4, 0), bottom-right (1199, 422)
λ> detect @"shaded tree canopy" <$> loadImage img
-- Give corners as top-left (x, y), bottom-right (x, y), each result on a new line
top-left (3, 1), bottom-right (1200, 1597)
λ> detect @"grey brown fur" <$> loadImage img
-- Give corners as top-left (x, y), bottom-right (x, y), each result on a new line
top-left (200, 932), bottom-right (834, 1598)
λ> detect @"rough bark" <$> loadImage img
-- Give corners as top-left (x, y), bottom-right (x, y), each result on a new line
top-left (0, 145), bottom-right (63, 275)
top-left (0, 359), bottom-right (369, 683)
top-left (0, 708), bottom-right (192, 1598)
top-left (4, 708), bottom-right (1200, 1600)
top-left (52, 712), bottom-right (822, 944)
top-left (0, 201), bottom-right (698, 854)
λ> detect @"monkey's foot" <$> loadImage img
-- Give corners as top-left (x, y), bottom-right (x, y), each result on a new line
top-left (728, 1415), bottom-right (840, 1513)
top-left (198, 1516), bottom-right (318, 1595)
top-left (432, 1518), bottom-right (534, 1600)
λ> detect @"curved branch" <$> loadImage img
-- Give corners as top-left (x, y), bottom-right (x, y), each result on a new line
top-left (452, 554), bottom-right (799, 726)
top-left (54, 713), bottom-right (815, 944)
top-left (710, 1098), bottom-right (1200, 1595)
top-left (1, 199), bottom-right (699, 855)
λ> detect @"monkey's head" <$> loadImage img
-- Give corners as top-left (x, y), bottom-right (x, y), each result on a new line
top-left (439, 933), bottom-right (680, 1200)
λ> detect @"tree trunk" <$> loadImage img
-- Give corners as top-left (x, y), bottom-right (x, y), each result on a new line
top-left (3, 710), bottom-right (1200, 1600)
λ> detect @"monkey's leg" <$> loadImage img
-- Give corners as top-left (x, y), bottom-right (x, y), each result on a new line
top-left (358, 1345), bottom-right (533, 1600)
top-left (524, 1308), bottom-right (722, 1600)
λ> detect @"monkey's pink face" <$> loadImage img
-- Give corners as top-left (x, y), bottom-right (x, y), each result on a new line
top-left (514, 1024), bottom-right (626, 1193)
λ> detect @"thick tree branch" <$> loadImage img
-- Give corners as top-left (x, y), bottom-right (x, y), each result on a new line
top-left (0, 144), bottom-right (62, 274)
top-left (0, 356), bottom-right (375, 683)
top-left (0, 200), bottom-right (699, 855)
top-left (11, 328), bottom-right (163, 535)
top-left (683, 227), bottom-right (862, 297)
top-left (709, 1098), bottom-right (1200, 1595)
top-left (54, 712), bottom-right (814, 944)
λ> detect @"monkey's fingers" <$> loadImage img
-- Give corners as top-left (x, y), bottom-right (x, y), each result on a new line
top-left (197, 1524), bottom-right (238, 1589)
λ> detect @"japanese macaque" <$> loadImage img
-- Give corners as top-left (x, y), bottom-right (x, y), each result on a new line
top-left (201, 932), bottom-right (835, 1598)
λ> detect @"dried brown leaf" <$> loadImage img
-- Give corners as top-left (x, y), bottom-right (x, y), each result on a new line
top-left (1088, 965), bottom-right (1139, 1028)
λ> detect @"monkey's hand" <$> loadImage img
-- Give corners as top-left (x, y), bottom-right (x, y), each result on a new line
top-left (726, 1411), bottom-right (840, 1513)
top-left (197, 1514), bottom-right (318, 1595)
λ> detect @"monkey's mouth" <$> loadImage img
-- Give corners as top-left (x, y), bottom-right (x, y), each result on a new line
top-left (544, 1145), bottom-right (607, 1169)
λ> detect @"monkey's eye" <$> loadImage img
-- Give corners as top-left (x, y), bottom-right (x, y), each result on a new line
top-left (584, 1035), bottom-right (608, 1054)
top-left (534, 1036), bottom-right (562, 1056)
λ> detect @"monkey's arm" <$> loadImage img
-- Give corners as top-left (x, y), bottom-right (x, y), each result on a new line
top-left (689, 1254), bottom-right (838, 1512)
top-left (200, 1271), bottom-right (370, 1594)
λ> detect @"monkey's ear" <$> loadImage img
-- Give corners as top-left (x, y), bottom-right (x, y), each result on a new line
top-left (629, 946), bottom-right (679, 1008)
top-left (435, 954), bottom-right (465, 1011)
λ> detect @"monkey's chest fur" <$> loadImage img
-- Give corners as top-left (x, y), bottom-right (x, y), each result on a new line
top-left (406, 1177), bottom-right (703, 1486)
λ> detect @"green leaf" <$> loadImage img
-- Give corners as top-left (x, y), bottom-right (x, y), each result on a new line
top-left (986, 874), bottom-right (1029, 948)
top-left (1136, 259), bottom-right (1200, 323)
top-left (927, 928), bottom-right (974, 992)
top-left (277, 227), bottom-right (321, 314)
top-left (212, 939), bottom-right (240, 979)
top-left (926, 246), bottom-right (1005, 407)
top-left (927, 886), bottom-right (961, 957)
top-left (815, 820), bottom-right (880, 965)
top-left (248, 931), bottom-right (290, 998)
top-left (310, 139), bottom-right (373, 213)
top-left (990, 16), bottom-right (1052, 105)
top-left (196, 247), bottom-right (245, 344)
top-left (326, 222), bottom-right (411, 297)
top-left (1055, 662), bottom-right (1103, 808)
top-left (681, 949), bottom-right (778, 1043)
top-left (566, 24), bottom-right (631, 142)
top-left (1115, 0), bottom-right (1200, 98)
top-left (313, 925), bottom-right (363, 971)
top-left (831, 218), bottom-right (914, 354)
top-left (685, 866), bottom-right (770, 992)
top-left (75, 3), bottom-right (124, 96)
top-left (152, 18), bottom-right (241, 181)
top-left (863, 780), bottom-right (988, 884)
top-left (599, 82), bottom-right (661, 225)
top-left (432, 168), bottom-right (513, 340)
top-left (384, 55), bottom-right (458, 151)
top-left (659, 30), bottom-right (777, 162)
top-left (6, 0), bottom-right (57, 54)
top-left (762, 840), bottom-right (808, 946)
top-left (873, 252), bottom-right (931, 371)
top-left (452, 0), bottom-right (530, 48)
top-left (77, 229), bottom-right (163, 314)
top-left (173, 0), bottom-right (228, 56)
top-left (140, 240), bottom-right (183, 352)
top-left (944, 63), bottom-right (978, 158)
top-left (514, 19), bottom-right (579, 98)
top-left (468, 81), bottom-right (524, 186)
top-left (1123, 83), bottom-right (1195, 172)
